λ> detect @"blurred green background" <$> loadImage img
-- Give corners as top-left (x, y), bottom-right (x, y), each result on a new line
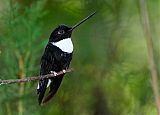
top-left (0, 0), bottom-right (160, 115)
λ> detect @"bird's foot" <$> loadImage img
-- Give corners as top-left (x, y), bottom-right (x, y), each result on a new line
top-left (50, 71), bottom-right (58, 76)
top-left (62, 69), bottom-right (66, 73)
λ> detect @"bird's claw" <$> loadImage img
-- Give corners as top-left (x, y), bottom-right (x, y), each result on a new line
top-left (50, 69), bottom-right (66, 76)
top-left (62, 69), bottom-right (66, 73)
top-left (50, 71), bottom-right (58, 76)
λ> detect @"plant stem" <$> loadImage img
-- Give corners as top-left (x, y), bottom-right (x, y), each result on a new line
top-left (6, 102), bottom-right (12, 115)
top-left (15, 50), bottom-right (25, 115)
top-left (139, 0), bottom-right (160, 114)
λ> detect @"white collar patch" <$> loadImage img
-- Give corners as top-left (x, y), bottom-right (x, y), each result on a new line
top-left (51, 38), bottom-right (73, 53)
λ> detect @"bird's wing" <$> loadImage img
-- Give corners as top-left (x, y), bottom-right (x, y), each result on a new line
top-left (42, 52), bottom-right (73, 104)
top-left (37, 43), bottom-right (54, 105)
top-left (42, 74), bottom-right (64, 104)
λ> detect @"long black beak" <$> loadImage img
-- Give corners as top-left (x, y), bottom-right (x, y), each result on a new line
top-left (69, 12), bottom-right (96, 32)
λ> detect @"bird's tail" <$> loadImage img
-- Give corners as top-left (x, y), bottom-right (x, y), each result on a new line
top-left (42, 75), bottom-right (64, 104)
top-left (37, 79), bottom-right (48, 105)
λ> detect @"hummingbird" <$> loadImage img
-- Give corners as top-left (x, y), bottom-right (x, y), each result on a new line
top-left (37, 12), bottom-right (96, 105)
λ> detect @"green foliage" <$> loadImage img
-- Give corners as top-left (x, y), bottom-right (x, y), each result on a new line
top-left (0, 0), bottom-right (47, 115)
top-left (0, 0), bottom-right (159, 115)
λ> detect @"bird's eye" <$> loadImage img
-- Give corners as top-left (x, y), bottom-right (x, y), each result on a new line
top-left (58, 30), bottom-right (65, 34)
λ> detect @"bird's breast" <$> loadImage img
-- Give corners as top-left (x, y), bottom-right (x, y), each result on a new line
top-left (51, 38), bottom-right (73, 53)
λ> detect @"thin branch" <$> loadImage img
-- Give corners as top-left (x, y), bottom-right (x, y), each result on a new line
top-left (139, 0), bottom-right (160, 114)
top-left (0, 68), bottom-right (73, 85)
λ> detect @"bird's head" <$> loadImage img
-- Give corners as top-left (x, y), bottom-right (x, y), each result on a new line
top-left (49, 25), bottom-right (72, 42)
top-left (49, 12), bottom-right (96, 43)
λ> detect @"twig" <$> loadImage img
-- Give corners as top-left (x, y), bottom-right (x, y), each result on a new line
top-left (139, 0), bottom-right (160, 114)
top-left (0, 68), bottom-right (73, 85)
